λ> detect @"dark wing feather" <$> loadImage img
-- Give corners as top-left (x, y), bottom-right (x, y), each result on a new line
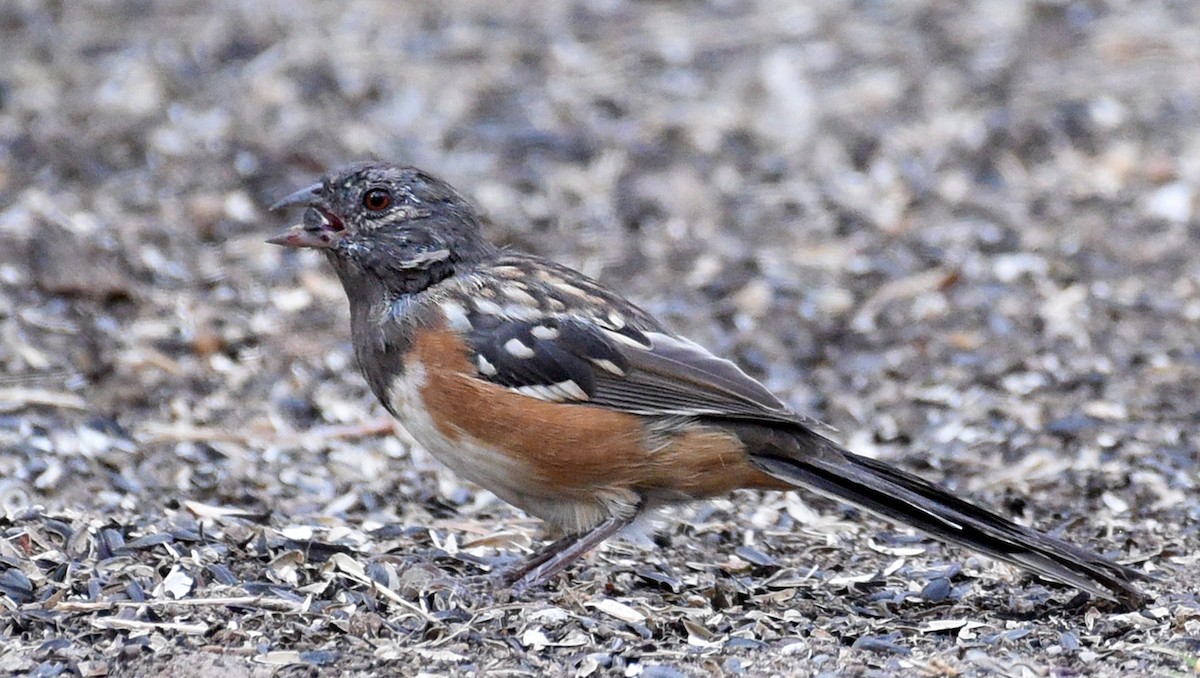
top-left (591, 332), bottom-right (797, 421)
top-left (469, 317), bottom-right (598, 401)
top-left (464, 310), bottom-right (806, 425)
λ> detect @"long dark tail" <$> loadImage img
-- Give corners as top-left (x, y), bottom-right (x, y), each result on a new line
top-left (736, 424), bottom-right (1147, 608)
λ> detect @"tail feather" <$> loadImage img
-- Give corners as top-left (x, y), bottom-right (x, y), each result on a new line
top-left (740, 426), bottom-right (1147, 608)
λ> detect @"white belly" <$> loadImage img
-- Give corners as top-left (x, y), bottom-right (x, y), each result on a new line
top-left (388, 361), bottom-right (530, 497)
top-left (387, 361), bottom-right (628, 533)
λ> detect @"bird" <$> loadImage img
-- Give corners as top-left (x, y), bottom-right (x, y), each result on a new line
top-left (267, 161), bottom-right (1146, 608)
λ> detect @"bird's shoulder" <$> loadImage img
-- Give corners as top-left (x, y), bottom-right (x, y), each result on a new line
top-left (458, 252), bottom-right (664, 332)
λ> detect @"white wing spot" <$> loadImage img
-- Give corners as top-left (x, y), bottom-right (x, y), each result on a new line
top-left (477, 354), bottom-right (498, 376)
top-left (603, 328), bottom-right (651, 349)
top-left (513, 385), bottom-right (556, 401)
top-left (503, 285), bottom-right (539, 307)
top-left (493, 265), bottom-right (525, 278)
top-left (590, 358), bottom-right (626, 376)
top-left (503, 337), bottom-right (536, 359)
top-left (502, 304), bottom-right (540, 321)
top-left (550, 281), bottom-right (590, 299)
top-left (556, 379), bottom-right (588, 400)
top-left (511, 380), bottom-right (588, 402)
top-left (531, 324), bottom-right (560, 340)
top-left (440, 301), bottom-right (472, 332)
top-left (606, 312), bottom-right (626, 330)
top-left (475, 298), bottom-right (505, 316)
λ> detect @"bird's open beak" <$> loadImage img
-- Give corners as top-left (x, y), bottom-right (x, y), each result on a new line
top-left (266, 182), bottom-right (344, 249)
top-left (269, 182), bottom-right (322, 211)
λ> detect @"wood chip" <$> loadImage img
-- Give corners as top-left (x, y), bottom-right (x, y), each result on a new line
top-left (90, 617), bottom-right (209, 634)
top-left (0, 388), bottom-right (88, 411)
top-left (587, 599), bottom-right (645, 625)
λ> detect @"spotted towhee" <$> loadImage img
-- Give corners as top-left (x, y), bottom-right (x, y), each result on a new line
top-left (268, 162), bottom-right (1145, 607)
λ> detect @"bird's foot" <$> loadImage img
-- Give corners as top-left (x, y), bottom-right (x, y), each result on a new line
top-left (392, 556), bottom-right (498, 606)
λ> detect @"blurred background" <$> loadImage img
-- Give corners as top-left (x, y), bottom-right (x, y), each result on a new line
top-left (1, 1), bottom-right (1198, 675)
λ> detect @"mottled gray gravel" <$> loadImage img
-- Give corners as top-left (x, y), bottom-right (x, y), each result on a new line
top-left (2, 1), bottom-right (1198, 676)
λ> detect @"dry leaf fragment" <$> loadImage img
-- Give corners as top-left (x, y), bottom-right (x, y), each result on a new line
top-left (254, 651), bottom-right (303, 666)
top-left (182, 500), bottom-right (259, 521)
top-left (415, 648), bottom-right (469, 663)
top-left (867, 539), bottom-right (927, 557)
top-left (90, 618), bottom-right (208, 634)
top-left (520, 628), bottom-right (550, 650)
top-left (328, 552), bottom-right (368, 581)
top-left (77, 661), bottom-right (108, 677)
top-left (156, 564), bottom-right (195, 599)
top-left (920, 619), bottom-right (989, 634)
top-left (588, 599), bottom-right (645, 625)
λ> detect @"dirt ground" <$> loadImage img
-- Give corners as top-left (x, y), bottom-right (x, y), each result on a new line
top-left (2, 1), bottom-right (1199, 676)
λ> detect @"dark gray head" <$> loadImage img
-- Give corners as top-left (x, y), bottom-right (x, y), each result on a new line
top-left (268, 163), bottom-right (498, 295)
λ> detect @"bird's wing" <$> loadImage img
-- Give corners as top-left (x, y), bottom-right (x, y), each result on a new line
top-left (457, 308), bottom-right (810, 426)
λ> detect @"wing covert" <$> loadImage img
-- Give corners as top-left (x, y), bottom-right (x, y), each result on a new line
top-left (436, 254), bottom-right (810, 425)
top-left (449, 304), bottom-right (802, 424)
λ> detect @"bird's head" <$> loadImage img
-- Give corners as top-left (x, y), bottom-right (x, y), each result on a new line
top-left (268, 163), bottom-right (496, 294)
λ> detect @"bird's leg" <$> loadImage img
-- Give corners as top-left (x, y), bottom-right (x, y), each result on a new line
top-left (494, 532), bottom-right (583, 585)
top-left (504, 513), bottom-right (636, 596)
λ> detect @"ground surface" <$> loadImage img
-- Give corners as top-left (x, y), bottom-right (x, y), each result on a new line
top-left (2, 1), bottom-right (1199, 676)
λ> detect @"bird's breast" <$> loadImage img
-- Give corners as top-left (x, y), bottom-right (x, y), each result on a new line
top-left (384, 329), bottom-right (646, 533)
top-left (385, 359), bottom-right (536, 504)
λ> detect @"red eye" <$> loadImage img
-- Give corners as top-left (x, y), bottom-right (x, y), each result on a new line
top-left (362, 188), bottom-right (392, 212)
